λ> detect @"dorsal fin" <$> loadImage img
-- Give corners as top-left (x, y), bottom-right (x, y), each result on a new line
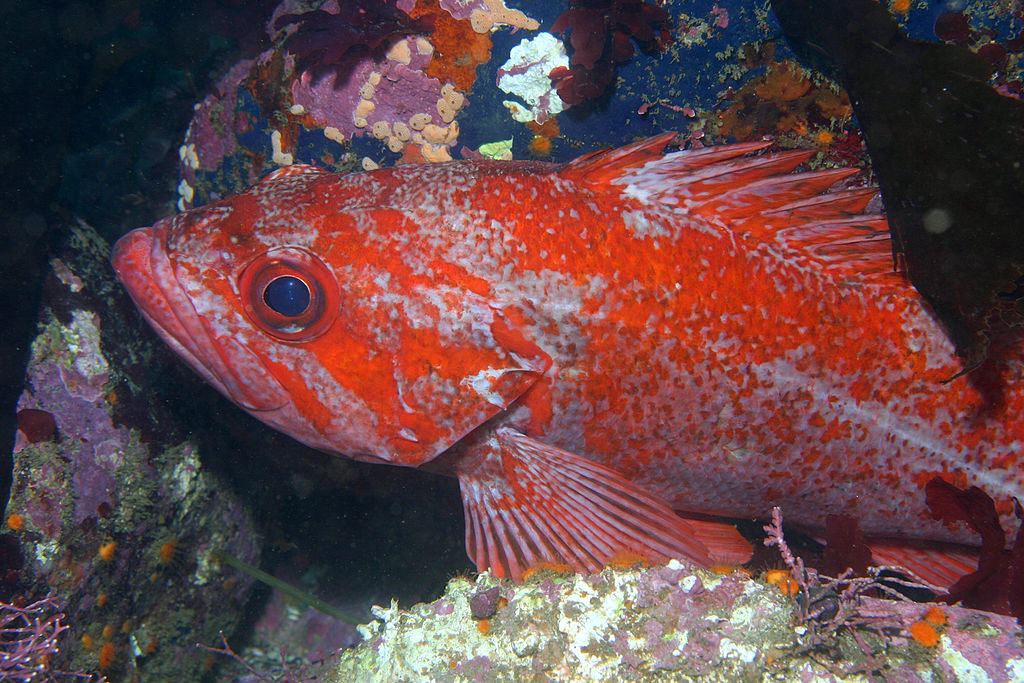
top-left (560, 134), bottom-right (772, 187)
top-left (764, 187), bottom-right (878, 221)
top-left (691, 167), bottom-right (860, 220)
top-left (262, 164), bottom-right (328, 181)
top-left (563, 135), bottom-right (907, 287)
top-left (559, 133), bottom-right (679, 184)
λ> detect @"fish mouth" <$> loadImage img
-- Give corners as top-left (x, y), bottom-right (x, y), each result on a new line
top-left (111, 223), bottom-right (290, 413)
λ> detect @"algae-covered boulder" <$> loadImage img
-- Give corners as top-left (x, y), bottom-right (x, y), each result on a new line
top-left (325, 561), bottom-right (1024, 682)
top-left (6, 220), bottom-right (260, 681)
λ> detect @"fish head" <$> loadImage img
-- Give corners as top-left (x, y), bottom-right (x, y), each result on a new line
top-left (111, 165), bottom-right (551, 466)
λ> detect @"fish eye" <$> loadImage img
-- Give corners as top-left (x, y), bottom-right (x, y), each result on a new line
top-left (238, 247), bottom-right (339, 342)
top-left (263, 275), bottom-right (311, 317)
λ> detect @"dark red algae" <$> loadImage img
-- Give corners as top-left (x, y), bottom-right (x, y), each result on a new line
top-left (16, 408), bottom-right (56, 443)
top-left (925, 478), bottom-right (1024, 622)
top-left (469, 585), bottom-right (501, 619)
top-left (934, 11), bottom-right (972, 45)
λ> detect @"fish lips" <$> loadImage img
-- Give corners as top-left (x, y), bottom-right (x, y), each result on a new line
top-left (111, 222), bottom-right (292, 414)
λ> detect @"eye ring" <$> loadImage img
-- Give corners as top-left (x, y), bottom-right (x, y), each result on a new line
top-left (238, 247), bottom-right (339, 341)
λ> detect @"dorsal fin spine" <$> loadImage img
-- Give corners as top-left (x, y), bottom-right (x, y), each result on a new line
top-left (558, 134), bottom-right (905, 286)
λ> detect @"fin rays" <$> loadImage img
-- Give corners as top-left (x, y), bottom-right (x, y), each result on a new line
top-left (560, 135), bottom-right (906, 286)
top-left (457, 428), bottom-right (730, 580)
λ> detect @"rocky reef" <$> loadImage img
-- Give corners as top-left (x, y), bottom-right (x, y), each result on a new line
top-left (325, 562), bottom-right (1024, 682)
top-left (5, 220), bottom-right (260, 680)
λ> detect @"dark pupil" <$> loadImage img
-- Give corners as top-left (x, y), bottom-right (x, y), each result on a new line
top-left (263, 276), bottom-right (310, 317)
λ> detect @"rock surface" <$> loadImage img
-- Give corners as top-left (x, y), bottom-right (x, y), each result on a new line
top-left (325, 561), bottom-right (1024, 682)
top-left (6, 220), bottom-right (260, 681)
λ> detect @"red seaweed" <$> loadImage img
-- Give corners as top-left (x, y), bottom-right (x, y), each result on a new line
top-left (15, 409), bottom-right (56, 444)
top-left (549, 0), bottom-right (672, 106)
top-left (925, 477), bottom-right (1024, 621)
top-left (275, 2), bottom-right (433, 87)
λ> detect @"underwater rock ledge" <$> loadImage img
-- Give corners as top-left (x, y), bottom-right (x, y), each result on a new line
top-left (6, 219), bottom-right (260, 680)
top-left (324, 561), bottom-right (1023, 682)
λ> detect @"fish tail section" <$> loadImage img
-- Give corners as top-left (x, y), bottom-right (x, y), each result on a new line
top-left (455, 427), bottom-right (751, 581)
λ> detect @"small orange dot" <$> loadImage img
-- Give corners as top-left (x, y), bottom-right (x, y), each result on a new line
top-left (6, 514), bottom-right (24, 531)
top-left (98, 542), bottom-right (117, 562)
top-left (527, 135), bottom-right (552, 159)
top-left (98, 642), bottom-right (116, 669)
top-left (81, 633), bottom-right (94, 650)
top-left (95, 593), bottom-right (108, 607)
top-left (121, 620), bottom-right (132, 634)
top-left (102, 625), bottom-right (114, 640)
top-left (146, 638), bottom-right (157, 654)
top-left (910, 620), bottom-right (939, 647)
top-left (763, 569), bottom-right (789, 585)
top-left (709, 562), bottom-right (738, 575)
top-left (608, 549), bottom-right (651, 570)
top-left (521, 562), bottom-right (572, 581)
top-left (777, 577), bottom-right (800, 596)
top-left (923, 605), bottom-right (947, 626)
top-left (893, 0), bottom-right (911, 14)
top-left (477, 618), bottom-right (491, 634)
top-left (527, 117), bottom-right (560, 138)
top-left (815, 130), bottom-right (834, 146)
top-left (158, 539), bottom-right (178, 565)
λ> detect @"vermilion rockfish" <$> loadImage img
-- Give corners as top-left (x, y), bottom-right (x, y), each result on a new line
top-left (112, 135), bottom-right (1024, 583)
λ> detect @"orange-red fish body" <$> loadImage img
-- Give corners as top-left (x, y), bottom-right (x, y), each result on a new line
top-left (112, 136), bottom-right (1024, 581)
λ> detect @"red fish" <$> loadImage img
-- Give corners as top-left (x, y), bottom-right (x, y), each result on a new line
top-left (112, 135), bottom-right (1024, 583)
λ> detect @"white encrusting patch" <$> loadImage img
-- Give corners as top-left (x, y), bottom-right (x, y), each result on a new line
top-left (270, 130), bottom-right (294, 166)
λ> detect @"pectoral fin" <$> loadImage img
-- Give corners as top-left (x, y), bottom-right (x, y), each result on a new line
top-left (455, 427), bottom-right (751, 580)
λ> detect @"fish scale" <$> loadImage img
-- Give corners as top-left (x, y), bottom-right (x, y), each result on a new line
top-left (112, 134), bottom-right (1024, 583)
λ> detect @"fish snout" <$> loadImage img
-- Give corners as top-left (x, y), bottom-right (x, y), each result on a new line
top-left (111, 223), bottom-right (292, 414)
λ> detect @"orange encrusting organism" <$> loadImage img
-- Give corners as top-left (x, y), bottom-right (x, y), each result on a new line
top-left (923, 605), bottom-right (947, 626)
top-left (763, 569), bottom-right (800, 596)
top-left (909, 619), bottom-right (940, 647)
top-left (607, 549), bottom-right (654, 570)
top-left (521, 562), bottom-right (572, 582)
top-left (97, 542), bottom-right (117, 562)
top-left (409, 0), bottom-right (491, 92)
top-left (528, 135), bottom-right (553, 159)
top-left (98, 641), bottom-right (116, 669)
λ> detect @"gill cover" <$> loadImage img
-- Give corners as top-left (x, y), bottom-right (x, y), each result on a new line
top-left (237, 242), bottom-right (552, 465)
top-left (375, 293), bottom-right (553, 464)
